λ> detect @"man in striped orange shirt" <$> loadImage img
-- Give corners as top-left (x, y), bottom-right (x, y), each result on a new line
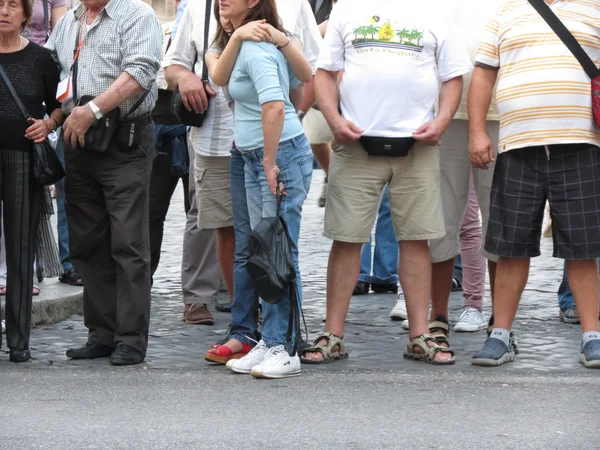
top-left (469, 0), bottom-right (600, 368)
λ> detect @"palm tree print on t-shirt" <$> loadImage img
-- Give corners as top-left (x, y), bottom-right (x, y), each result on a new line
top-left (352, 15), bottom-right (425, 53)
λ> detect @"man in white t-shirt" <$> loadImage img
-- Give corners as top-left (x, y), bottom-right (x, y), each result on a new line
top-left (301, 0), bottom-right (472, 365)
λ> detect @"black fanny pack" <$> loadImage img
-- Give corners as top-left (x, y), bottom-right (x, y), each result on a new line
top-left (359, 136), bottom-right (415, 157)
top-left (76, 93), bottom-right (151, 152)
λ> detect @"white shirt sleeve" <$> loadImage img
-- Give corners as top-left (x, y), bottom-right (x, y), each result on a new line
top-left (162, 2), bottom-right (198, 73)
top-left (434, 16), bottom-right (473, 82)
top-left (297, 0), bottom-right (323, 74)
top-left (316, 2), bottom-right (345, 72)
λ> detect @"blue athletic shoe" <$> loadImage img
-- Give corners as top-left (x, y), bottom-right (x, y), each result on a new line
top-left (472, 337), bottom-right (515, 367)
top-left (580, 339), bottom-right (600, 369)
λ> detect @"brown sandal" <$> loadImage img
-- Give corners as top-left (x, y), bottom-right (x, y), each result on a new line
top-left (300, 332), bottom-right (349, 364)
top-left (403, 334), bottom-right (455, 365)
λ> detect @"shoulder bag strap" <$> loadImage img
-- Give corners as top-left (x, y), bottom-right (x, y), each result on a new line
top-left (201, 0), bottom-right (212, 81)
top-left (122, 89), bottom-right (151, 119)
top-left (72, 21), bottom-right (80, 105)
top-left (528, 0), bottom-right (599, 79)
top-left (0, 63), bottom-right (31, 122)
top-left (43, 0), bottom-right (50, 43)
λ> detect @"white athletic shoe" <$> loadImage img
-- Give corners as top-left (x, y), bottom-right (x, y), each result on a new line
top-left (226, 340), bottom-right (269, 374)
top-left (454, 308), bottom-right (487, 332)
top-left (390, 292), bottom-right (408, 321)
top-left (1, 320), bottom-right (5, 334)
top-left (251, 345), bottom-right (301, 379)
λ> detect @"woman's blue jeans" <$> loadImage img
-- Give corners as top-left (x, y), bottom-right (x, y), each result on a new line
top-left (359, 186), bottom-right (399, 285)
top-left (241, 135), bottom-right (313, 348)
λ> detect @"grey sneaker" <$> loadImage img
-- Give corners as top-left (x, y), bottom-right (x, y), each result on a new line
top-left (472, 337), bottom-right (515, 367)
top-left (559, 307), bottom-right (580, 324)
top-left (580, 338), bottom-right (600, 368)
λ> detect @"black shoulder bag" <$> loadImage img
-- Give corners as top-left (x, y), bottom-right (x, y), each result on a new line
top-left (246, 191), bottom-right (303, 355)
top-left (170, 0), bottom-right (212, 127)
top-left (0, 63), bottom-right (65, 186)
top-left (527, 0), bottom-right (600, 126)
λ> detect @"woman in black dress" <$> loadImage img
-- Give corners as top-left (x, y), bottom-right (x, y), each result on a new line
top-left (0, 0), bottom-right (62, 362)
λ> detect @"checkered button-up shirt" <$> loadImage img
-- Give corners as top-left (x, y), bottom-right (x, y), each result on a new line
top-left (46, 0), bottom-right (162, 118)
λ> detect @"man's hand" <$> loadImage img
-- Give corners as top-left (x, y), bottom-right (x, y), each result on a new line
top-left (263, 160), bottom-right (283, 196)
top-left (469, 130), bottom-right (495, 170)
top-left (412, 118), bottom-right (450, 146)
top-left (25, 118), bottom-right (54, 143)
top-left (63, 105), bottom-right (96, 148)
top-left (331, 118), bottom-right (363, 144)
top-left (178, 71), bottom-right (215, 114)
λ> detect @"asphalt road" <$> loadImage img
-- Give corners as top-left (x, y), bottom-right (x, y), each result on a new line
top-left (2, 367), bottom-right (599, 450)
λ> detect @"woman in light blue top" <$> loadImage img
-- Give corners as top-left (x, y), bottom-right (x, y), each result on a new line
top-left (211, 0), bottom-right (313, 379)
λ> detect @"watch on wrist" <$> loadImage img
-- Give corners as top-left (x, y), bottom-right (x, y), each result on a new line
top-left (297, 110), bottom-right (305, 122)
top-left (87, 101), bottom-right (103, 120)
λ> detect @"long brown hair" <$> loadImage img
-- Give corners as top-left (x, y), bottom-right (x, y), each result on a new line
top-left (211, 0), bottom-right (231, 51)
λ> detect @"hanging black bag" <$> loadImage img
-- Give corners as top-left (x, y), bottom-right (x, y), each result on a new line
top-left (0, 64), bottom-right (65, 186)
top-left (170, 0), bottom-right (213, 127)
top-left (246, 190), bottom-right (301, 354)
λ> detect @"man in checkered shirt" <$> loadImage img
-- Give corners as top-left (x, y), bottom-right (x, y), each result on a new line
top-left (46, 0), bottom-right (162, 366)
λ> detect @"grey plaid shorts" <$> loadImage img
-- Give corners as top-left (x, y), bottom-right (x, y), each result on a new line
top-left (484, 143), bottom-right (600, 259)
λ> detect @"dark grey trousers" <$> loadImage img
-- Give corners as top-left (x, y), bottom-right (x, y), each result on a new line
top-left (64, 125), bottom-right (155, 355)
top-left (0, 148), bottom-right (43, 351)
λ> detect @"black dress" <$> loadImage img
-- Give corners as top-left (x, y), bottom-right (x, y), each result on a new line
top-left (0, 41), bottom-right (60, 354)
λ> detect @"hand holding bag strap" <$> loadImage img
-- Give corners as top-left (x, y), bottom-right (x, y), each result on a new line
top-left (528, 0), bottom-right (600, 79)
top-left (0, 63), bottom-right (32, 122)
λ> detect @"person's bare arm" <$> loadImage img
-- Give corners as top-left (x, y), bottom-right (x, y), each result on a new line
top-left (468, 66), bottom-right (498, 169)
top-left (413, 76), bottom-right (463, 145)
top-left (262, 101), bottom-right (285, 195)
top-left (50, 5), bottom-right (67, 29)
top-left (315, 69), bottom-right (362, 143)
top-left (290, 84), bottom-right (306, 111)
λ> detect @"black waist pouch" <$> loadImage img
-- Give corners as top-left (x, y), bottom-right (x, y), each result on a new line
top-left (118, 114), bottom-right (153, 151)
top-left (78, 95), bottom-right (120, 152)
top-left (359, 136), bottom-right (416, 157)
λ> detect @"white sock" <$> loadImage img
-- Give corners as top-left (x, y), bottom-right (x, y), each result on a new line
top-left (583, 331), bottom-right (600, 346)
top-left (490, 328), bottom-right (511, 347)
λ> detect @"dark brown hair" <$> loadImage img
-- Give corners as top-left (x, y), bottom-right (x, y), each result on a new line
top-left (241, 0), bottom-right (284, 32)
top-left (21, 0), bottom-right (34, 30)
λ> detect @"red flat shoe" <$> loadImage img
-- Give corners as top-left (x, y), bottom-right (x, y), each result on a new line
top-left (204, 343), bottom-right (252, 365)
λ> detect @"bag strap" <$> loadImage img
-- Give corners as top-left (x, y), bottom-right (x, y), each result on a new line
top-left (528, 0), bottom-right (599, 79)
top-left (0, 63), bottom-right (32, 122)
top-left (200, 0), bottom-right (212, 81)
top-left (43, 0), bottom-right (50, 43)
top-left (72, 21), bottom-right (80, 104)
top-left (122, 89), bottom-right (151, 120)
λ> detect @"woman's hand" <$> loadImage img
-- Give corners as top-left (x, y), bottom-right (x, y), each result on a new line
top-left (233, 20), bottom-right (272, 43)
top-left (25, 118), bottom-right (54, 143)
top-left (264, 25), bottom-right (288, 48)
top-left (263, 160), bottom-right (285, 196)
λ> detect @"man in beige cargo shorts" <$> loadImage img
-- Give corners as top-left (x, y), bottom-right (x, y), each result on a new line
top-left (300, 0), bottom-right (472, 365)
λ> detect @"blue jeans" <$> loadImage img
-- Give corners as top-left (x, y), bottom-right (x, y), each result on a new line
top-left (242, 135), bottom-right (313, 348)
top-left (359, 187), bottom-right (398, 285)
top-left (229, 149), bottom-right (260, 346)
top-left (55, 138), bottom-right (74, 273)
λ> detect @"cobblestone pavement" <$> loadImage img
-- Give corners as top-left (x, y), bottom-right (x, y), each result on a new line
top-left (0, 171), bottom-right (589, 373)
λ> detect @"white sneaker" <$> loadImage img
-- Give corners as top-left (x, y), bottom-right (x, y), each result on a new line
top-left (454, 308), bottom-right (487, 332)
top-left (251, 345), bottom-right (301, 379)
top-left (226, 340), bottom-right (269, 374)
top-left (1, 320), bottom-right (5, 334)
top-left (390, 292), bottom-right (408, 321)
top-left (401, 319), bottom-right (410, 330)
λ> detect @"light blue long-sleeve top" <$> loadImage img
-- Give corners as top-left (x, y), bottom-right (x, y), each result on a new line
top-left (228, 41), bottom-right (304, 151)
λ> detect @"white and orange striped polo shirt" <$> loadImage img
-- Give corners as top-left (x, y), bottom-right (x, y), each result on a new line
top-left (476, 0), bottom-right (600, 153)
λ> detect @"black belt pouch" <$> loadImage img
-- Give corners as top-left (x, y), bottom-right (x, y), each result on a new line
top-left (118, 114), bottom-right (153, 151)
top-left (77, 95), bottom-right (120, 152)
top-left (359, 136), bottom-right (416, 157)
